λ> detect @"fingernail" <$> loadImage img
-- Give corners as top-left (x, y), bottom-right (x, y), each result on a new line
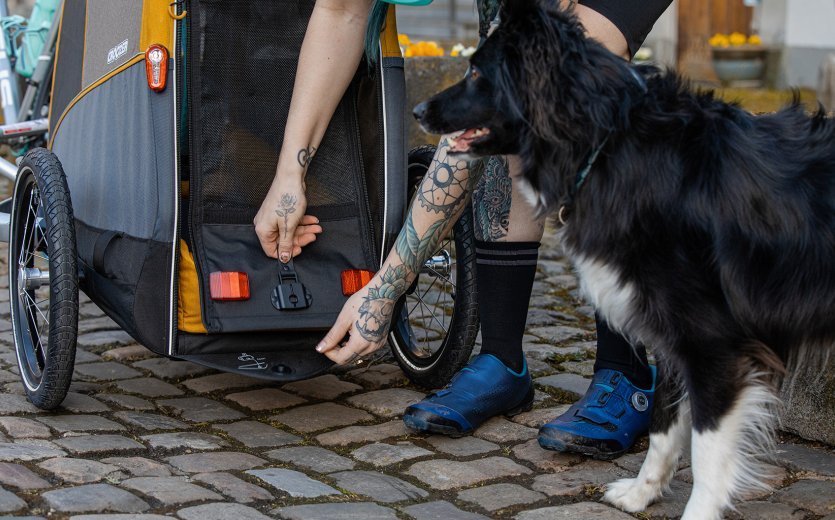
top-left (315, 342), bottom-right (325, 353)
top-left (280, 252), bottom-right (290, 263)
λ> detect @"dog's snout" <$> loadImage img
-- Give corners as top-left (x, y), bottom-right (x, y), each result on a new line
top-left (413, 102), bottom-right (428, 122)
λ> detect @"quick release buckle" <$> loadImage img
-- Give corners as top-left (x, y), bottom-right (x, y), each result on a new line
top-left (271, 260), bottom-right (312, 311)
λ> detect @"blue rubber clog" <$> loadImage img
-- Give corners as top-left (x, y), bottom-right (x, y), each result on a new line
top-left (538, 367), bottom-right (656, 460)
top-left (403, 354), bottom-right (534, 437)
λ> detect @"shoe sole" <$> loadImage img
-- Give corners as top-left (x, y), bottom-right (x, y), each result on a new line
top-left (538, 436), bottom-right (625, 461)
top-left (403, 386), bottom-right (535, 438)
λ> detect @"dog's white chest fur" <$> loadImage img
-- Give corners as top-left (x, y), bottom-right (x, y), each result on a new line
top-left (572, 254), bottom-right (638, 334)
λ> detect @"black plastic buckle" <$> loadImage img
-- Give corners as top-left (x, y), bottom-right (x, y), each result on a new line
top-left (271, 260), bottom-right (312, 311)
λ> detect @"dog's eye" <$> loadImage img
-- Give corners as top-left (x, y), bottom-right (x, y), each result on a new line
top-left (470, 68), bottom-right (480, 81)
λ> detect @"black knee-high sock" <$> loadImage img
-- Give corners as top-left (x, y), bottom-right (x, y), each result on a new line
top-left (593, 314), bottom-right (654, 389)
top-left (475, 240), bottom-right (540, 373)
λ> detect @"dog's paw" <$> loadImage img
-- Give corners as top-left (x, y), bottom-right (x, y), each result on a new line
top-left (603, 477), bottom-right (662, 513)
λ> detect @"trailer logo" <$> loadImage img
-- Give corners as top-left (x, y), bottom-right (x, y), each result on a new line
top-left (107, 40), bottom-right (129, 64)
top-left (237, 353), bottom-right (268, 370)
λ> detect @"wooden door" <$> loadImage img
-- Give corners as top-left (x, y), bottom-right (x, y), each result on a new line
top-left (678, 0), bottom-right (754, 80)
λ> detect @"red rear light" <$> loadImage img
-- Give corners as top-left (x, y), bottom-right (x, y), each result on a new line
top-left (145, 44), bottom-right (168, 92)
top-left (341, 269), bottom-right (375, 296)
top-left (210, 272), bottom-right (250, 301)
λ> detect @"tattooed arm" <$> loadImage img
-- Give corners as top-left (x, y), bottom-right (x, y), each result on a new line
top-left (317, 138), bottom-right (488, 364)
top-left (254, 0), bottom-right (373, 261)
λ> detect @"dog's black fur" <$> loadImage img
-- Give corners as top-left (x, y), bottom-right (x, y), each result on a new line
top-left (414, 0), bottom-right (835, 517)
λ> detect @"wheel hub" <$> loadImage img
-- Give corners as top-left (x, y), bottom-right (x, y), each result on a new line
top-left (19, 267), bottom-right (49, 291)
top-left (422, 250), bottom-right (451, 278)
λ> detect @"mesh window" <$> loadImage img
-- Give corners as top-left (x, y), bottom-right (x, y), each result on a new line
top-left (195, 0), bottom-right (362, 224)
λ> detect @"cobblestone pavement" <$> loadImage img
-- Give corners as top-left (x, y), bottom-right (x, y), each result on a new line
top-left (0, 233), bottom-right (832, 519)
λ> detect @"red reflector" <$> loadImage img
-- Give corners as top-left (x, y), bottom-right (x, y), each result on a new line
top-left (145, 44), bottom-right (168, 92)
top-left (210, 272), bottom-right (250, 301)
top-left (341, 269), bottom-right (375, 296)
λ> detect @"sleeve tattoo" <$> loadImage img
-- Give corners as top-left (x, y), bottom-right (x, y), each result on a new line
top-left (472, 155), bottom-right (512, 241)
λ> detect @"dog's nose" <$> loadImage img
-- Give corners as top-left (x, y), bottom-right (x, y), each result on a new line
top-left (413, 102), bottom-right (428, 121)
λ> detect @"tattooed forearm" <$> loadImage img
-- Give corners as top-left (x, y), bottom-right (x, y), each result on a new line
top-left (395, 211), bottom-right (446, 274)
top-left (473, 155), bottom-right (512, 241)
top-left (355, 264), bottom-right (409, 342)
top-left (297, 146), bottom-right (317, 170)
top-left (417, 138), bottom-right (472, 218)
top-left (274, 193), bottom-right (298, 239)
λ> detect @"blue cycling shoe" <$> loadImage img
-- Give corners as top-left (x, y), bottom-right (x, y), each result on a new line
top-left (538, 366), bottom-right (656, 460)
top-left (403, 354), bottom-right (534, 437)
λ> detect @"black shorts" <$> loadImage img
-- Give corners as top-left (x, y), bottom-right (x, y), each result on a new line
top-left (579, 0), bottom-right (673, 57)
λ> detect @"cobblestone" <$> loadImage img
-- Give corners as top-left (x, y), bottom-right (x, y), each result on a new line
top-left (193, 472), bottom-right (273, 503)
top-left (38, 457), bottom-right (125, 483)
top-left (157, 397), bottom-right (245, 422)
top-left (271, 403), bottom-right (373, 433)
top-left (315, 420), bottom-right (408, 446)
top-left (178, 502), bottom-right (273, 520)
top-left (166, 452), bottom-right (266, 473)
top-left (473, 417), bottom-right (538, 444)
top-left (41, 483), bottom-right (150, 513)
top-left (347, 364), bottom-right (406, 389)
top-left (457, 483), bottom-right (547, 512)
top-left (534, 373), bottom-right (591, 397)
top-left (74, 362), bottom-right (142, 381)
top-left (141, 432), bottom-right (228, 451)
top-left (100, 457), bottom-right (172, 477)
top-left (122, 476), bottom-right (222, 505)
top-left (426, 435), bottom-right (499, 457)
top-left (0, 461), bottom-right (51, 489)
top-left (0, 417), bottom-right (51, 438)
top-left (774, 442), bottom-right (835, 476)
top-left (0, 394), bottom-right (40, 413)
top-left (515, 502), bottom-right (634, 519)
top-left (113, 412), bottom-right (188, 431)
top-left (512, 439), bottom-right (582, 471)
top-left (510, 405), bottom-right (570, 428)
top-left (246, 468), bottom-right (340, 498)
top-left (265, 446), bottom-right (355, 473)
top-left (37, 415), bottom-right (126, 433)
top-left (282, 374), bottom-right (363, 400)
top-left (100, 345), bottom-right (155, 362)
top-left (346, 388), bottom-right (425, 418)
top-left (531, 461), bottom-right (631, 496)
top-left (329, 470), bottom-right (428, 502)
top-left (76, 331), bottom-right (135, 349)
top-left (0, 487), bottom-right (26, 512)
top-left (115, 378), bottom-right (183, 398)
top-left (402, 500), bottom-right (490, 520)
top-left (351, 442), bottom-right (432, 467)
top-left (182, 373), bottom-right (265, 393)
top-left (272, 503), bottom-right (398, 520)
top-left (213, 420), bottom-right (301, 448)
top-left (406, 457), bottom-right (532, 490)
top-left (0, 441), bottom-right (65, 461)
top-left (771, 479), bottom-right (835, 515)
top-left (224, 388), bottom-right (306, 411)
top-left (95, 394), bottom-right (156, 411)
top-left (58, 392), bottom-right (111, 413)
top-left (54, 434), bottom-right (144, 455)
top-left (131, 358), bottom-right (213, 380)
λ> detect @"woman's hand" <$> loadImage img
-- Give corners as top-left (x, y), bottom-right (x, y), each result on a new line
top-left (254, 177), bottom-right (322, 261)
top-left (316, 265), bottom-right (410, 364)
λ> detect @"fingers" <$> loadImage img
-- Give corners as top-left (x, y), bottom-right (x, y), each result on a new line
top-left (316, 317), bottom-right (351, 354)
top-left (254, 225), bottom-right (279, 259)
top-left (277, 216), bottom-right (299, 263)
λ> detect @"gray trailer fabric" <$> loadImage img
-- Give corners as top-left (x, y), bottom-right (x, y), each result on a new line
top-left (52, 61), bottom-right (176, 243)
top-left (82, 0), bottom-right (143, 88)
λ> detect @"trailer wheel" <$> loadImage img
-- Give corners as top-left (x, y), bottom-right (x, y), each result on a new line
top-left (9, 148), bottom-right (78, 409)
top-left (389, 145), bottom-right (479, 389)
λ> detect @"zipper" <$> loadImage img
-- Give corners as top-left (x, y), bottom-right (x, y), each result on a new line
top-left (170, 0), bottom-right (187, 355)
top-left (350, 82), bottom-right (378, 265)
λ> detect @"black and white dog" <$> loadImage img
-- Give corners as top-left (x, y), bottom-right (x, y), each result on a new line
top-left (413, 1), bottom-right (835, 519)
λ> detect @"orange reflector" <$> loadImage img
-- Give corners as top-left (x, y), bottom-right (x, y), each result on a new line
top-left (145, 44), bottom-right (168, 92)
top-left (210, 272), bottom-right (250, 301)
top-left (341, 269), bottom-right (375, 296)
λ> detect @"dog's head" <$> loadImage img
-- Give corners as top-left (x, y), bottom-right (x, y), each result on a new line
top-left (414, 0), bottom-right (644, 209)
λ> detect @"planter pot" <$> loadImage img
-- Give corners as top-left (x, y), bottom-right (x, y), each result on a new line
top-left (711, 47), bottom-right (768, 85)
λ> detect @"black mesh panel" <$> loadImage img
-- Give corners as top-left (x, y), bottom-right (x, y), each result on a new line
top-left (195, 0), bottom-right (361, 224)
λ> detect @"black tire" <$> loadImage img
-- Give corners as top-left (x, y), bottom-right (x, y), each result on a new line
top-left (9, 148), bottom-right (78, 409)
top-left (389, 145), bottom-right (479, 389)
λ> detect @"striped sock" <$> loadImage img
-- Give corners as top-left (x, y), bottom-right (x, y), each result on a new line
top-left (475, 240), bottom-right (540, 373)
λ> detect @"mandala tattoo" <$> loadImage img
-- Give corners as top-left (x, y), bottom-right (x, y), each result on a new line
top-left (473, 156), bottom-right (512, 241)
top-left (274, 193), bottom-right (298, 238)
top-left (297, 146), bottom-right (317, 169)
top-left (355, 264), bottom-right (408, 342)
top-left (418, 141), bottom-right (471, 218)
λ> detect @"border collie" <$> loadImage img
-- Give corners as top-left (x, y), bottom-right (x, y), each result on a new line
top-left (413, 1), bottom-right (835, 519)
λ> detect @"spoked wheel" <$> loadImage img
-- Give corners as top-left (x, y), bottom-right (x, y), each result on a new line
top-left (389, 145), bottom-right (479, 389)
top-left (9, 148), bottom-right (78, 409)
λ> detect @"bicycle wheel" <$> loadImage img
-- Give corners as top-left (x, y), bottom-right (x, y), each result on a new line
top-left (389, 145), bottom-right (479, 389)
top-left (9, 148), bottom-right (78, 409)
